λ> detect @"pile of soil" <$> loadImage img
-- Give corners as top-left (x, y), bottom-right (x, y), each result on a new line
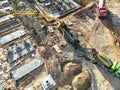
top-left (63, 62), bottom-right (82, 76)
top-left (72, 71), bottom-right (91, 90)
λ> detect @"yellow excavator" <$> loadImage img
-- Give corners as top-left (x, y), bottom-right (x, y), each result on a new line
top-left (3, 11), bottom-right (79, 47)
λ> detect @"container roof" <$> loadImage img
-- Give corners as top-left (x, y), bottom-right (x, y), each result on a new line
top-left (0, 14), bottom-right (14, 23)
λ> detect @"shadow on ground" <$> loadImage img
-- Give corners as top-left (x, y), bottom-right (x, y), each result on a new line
top-left (73, 5), bottom-right (96, 22)
top-left (72, 43), bottom-right (120, 90)
top-left (72, 44), bottom-right (99, 90)
top-left (100, 11), bottom-right (120, 35)
top-left (95, 65), bottom-right (120, 90)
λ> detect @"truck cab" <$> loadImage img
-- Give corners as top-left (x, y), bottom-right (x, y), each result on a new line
top-left (98, 7), bottom-right (108, 18)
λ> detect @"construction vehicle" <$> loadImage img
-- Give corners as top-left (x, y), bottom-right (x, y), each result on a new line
top-left (6, 12), bottom-right (79, 47)
top-left (92, 49), bottom-right (120, 77)
top-left (111, 61), bottom-right (120, 77)
top-left (98, 0), bottom-right (108, 18)
top-left (92, 49), bottom-right (113, 67)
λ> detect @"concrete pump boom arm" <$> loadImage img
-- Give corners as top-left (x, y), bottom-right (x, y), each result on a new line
top-left (1, 11), bottom-right (65, 27)
top-left (12, 12), bottom-right (65, 27)
top-left (12, 12), bottom-right (63, 23)
top-left (99, 0), bottom-right (106, 9)
top-left (1, 11), bottom-right (80, 46)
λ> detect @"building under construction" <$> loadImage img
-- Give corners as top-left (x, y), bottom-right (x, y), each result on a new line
top-left (1, 0), bottom-right (120, 90)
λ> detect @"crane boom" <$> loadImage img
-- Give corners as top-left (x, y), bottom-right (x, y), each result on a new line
top-left (1, 11), bottom-right (79, 47)
top-left (11, 12), bottom-right (65, 27)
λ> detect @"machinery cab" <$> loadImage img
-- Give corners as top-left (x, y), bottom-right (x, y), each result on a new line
top-left (98, 7), bottom-right (108, 18)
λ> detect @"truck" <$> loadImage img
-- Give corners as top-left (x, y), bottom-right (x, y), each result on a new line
top-left (98, 0), bottom-right (108, 18)
top-left (92, 49), bottom-right (120, 77)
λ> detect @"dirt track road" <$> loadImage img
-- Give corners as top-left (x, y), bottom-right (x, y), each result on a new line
top-left (62, 1), bottom-right (120, 89)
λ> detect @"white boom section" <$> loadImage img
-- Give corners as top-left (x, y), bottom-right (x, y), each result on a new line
top-left (99, 0), bottom-right (105, 9)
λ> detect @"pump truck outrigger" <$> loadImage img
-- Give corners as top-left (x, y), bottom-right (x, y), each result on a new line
top-left (98, 0), bottom-right (108, 18)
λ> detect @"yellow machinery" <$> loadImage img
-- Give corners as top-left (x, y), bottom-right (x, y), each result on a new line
top-left (3, 11), bottom-right (79, 47)
top-left (12, 12), bottom-right (65, 27)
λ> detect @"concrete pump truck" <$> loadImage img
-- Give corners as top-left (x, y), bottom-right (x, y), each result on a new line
top-left (98, 0), bottom-right (108, 18)
top-left (92, 49), bottom-right (120, 77)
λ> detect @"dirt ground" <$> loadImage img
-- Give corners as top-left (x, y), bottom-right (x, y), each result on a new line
top-left (17, 0), bottom-right (120, 90)
top-left (62, 1), bottom-right (120, 90)
top-left (1, 0), bottom-right (120, 89)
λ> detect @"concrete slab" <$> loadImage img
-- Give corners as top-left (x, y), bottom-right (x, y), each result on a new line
top-left (0, 14), bottom-right (14, 23)
top-left (49, 0), bottom-right (81, 18)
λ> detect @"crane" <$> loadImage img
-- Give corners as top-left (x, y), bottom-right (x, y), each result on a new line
top-left (3, 11), bottom-right (79, 47)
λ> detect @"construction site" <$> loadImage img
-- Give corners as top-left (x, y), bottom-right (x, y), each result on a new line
top-left (0, 0), bottom-right (120, 90)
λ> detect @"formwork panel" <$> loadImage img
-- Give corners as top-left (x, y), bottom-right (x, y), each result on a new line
top-left (0, 29), bottom-right (26, 46)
